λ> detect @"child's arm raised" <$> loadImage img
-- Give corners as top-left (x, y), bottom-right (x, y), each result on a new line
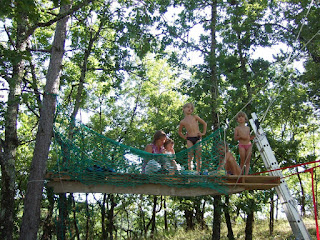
top-left (178, 122), bottom-right (187, 139)
top-left (195, 115), bottom-right (207, 136)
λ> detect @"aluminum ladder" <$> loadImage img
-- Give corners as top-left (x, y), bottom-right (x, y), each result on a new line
top-left (249, 113), bottom-right (311, 240)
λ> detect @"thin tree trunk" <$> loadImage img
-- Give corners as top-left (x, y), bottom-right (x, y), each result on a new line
top-left (195, 199), bottom-right (207, 229)
top-left (19, 2), bottom-right (71, 239)
top-left (212, 195), bottom-right (221, 240)
top-left (138, 195), bottom-right (146, 238)
top-left (101, 194), bottom-right (107, 240)
top-left (296, 171), bottom-right (306, 216)
top-left (71, 194), bottom-right (80, 240)
top-left (150, 196), bottom-right (158, 237)
top-left (245, 198), bottom-right (255, 240)
top-left (210, 2), bottom-right (221, 238)
top-left (107, 194), bottom-right (116, 240)
top-left (85, 194), bottom-right (90, 240)
top-left (163, 197), bottom-right (168, 231)
top-left (224, 196), bottom-right (235, 240)
top-left (41, 187), bottom-right (55, 240)
top-left (269, 194), bottom-right (274, 236)
top-left (57, 194), bottom-right (68, 240)
top-left (70, 17), bottom-right (105, 122)
top-left (210, 0), bottom-right (219, 130)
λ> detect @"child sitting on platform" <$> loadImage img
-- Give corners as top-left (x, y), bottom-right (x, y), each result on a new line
top-left (164, 138), bottom-right (175, 155)
top-left (217, 142), bottom-right (241, 175)
top-left (164, 138), bottom-right (178, 174)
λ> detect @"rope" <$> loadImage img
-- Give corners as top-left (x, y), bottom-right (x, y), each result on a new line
top-left (259, 0), bottom-right (315, 124)
top-left (251, 159), bottom-right (320, 176)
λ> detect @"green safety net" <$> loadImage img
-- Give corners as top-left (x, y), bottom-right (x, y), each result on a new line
top-left (49, 111), bottom-right (229, 195)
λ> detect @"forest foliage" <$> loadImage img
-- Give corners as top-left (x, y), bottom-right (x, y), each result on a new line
top-left (0, 0), bottom-right (319, 239)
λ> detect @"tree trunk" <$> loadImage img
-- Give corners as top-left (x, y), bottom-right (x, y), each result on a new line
top-left (245, 198), bottom-right (255, 240)
top-left (185, 208), bottom-right (194, 231)
top-left (57, 194), bottom-right (68, 240)
top-left (210, 1), bottom-right (221, 237)
top-left (0, 4), bottom-right (28, 239)
top-left (210, 0), bottom-right (219, 130)
top-left (107, 194), bottom-right (116, 240)
top-left (41, 187), bottom-right (55, 240)
top-left (101, 194), bottom-right (107, 239)
top-left (85, 194), bottom-right (90, 240)
top-left (195, 199), bottom-right (207, 229)
top-left (138, 195), bottom-right (146, 238)
top-left (296, 171), bottom-right (306, 216)
top-left (71, 194), bottom-right (80, 240)
top-left (69, 17), bottom-right (105, 123)
top-left (163, 197), bottom-right (168, 231)
top-left (150, 195), bottom-right (158, 237)
top-left (18, 2), bottom-right (71, 239)
top-left (224, 196), bottom-right (235, 240)
top-left (245, 211), bottom-right (254, 240)
top-left (269, 194), bottom-right (274, 236)
top-left (212, 195), bottom-right (221, 240)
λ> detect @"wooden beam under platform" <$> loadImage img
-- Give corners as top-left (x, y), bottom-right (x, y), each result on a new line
top-left (46, 172), bottom-right (280, 197)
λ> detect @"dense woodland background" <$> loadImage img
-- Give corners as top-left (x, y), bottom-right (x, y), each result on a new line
top-left (0, 0), bottom-right (319, 239)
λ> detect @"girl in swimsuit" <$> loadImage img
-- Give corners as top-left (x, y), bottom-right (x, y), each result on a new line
top-left (234, 111), bottom-right (255, 175)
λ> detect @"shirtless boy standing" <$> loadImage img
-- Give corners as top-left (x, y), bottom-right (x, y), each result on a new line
top-left (178, 103), bottom-right (207, 172)
top-left (234, 111), bottom-right (254, 175)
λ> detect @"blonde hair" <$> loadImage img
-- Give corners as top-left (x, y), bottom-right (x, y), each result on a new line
top-left (236, 111), bottom-right (248, 121)
top-left (164, 138), bottom-right (174, 148)
top-left (183, 103), bottom-right (194, 110)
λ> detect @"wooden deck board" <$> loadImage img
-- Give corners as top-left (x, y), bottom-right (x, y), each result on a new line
top-left (46, 172), bottom-right (280, 196)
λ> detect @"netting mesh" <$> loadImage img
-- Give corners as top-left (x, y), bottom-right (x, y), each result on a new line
top-left (49, 110), bottom-right (229, 195)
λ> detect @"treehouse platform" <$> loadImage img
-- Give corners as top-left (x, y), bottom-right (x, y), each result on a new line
top-left (46, 172), bottom-right (280, 196)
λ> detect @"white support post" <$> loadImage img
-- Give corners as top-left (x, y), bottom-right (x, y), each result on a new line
top-left (249, 113), bottom-right (311, 240)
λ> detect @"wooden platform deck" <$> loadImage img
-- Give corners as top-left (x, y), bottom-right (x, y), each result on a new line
top-left (46, 172), bottom-right (280, 197)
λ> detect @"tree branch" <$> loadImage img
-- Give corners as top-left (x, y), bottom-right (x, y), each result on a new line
top-left (4, 24), bottom-right (15, 49)
top-left (25, 0), bottom-right (95, 38)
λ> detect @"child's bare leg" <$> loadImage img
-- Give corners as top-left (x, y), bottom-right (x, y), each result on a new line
top-left (239, 147), bottom-right (246, 175)
top-left (244, 146), bottom-right (252, 175)
top-left (187, 140), bottom-right (194, 170)
top-left (195, 144), bottom-right (202, 172)
top-left (225, 153), bottom-right (241, 175)
top-left (188, 152), bottom-right (194, 170)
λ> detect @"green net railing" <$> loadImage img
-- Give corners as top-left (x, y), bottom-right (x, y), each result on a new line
top-left (49, 112), bottom-right (229, 195)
